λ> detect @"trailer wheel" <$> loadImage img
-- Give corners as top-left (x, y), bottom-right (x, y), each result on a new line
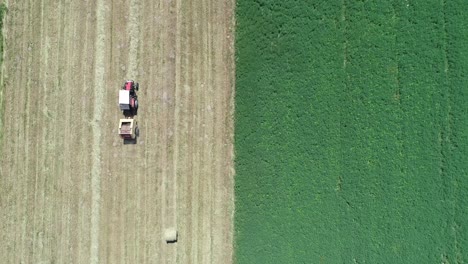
top-left (136, 127), bottom-right (140, 137)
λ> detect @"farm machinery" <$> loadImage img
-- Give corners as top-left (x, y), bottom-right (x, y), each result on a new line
top-left (119, 80), bottom-right (139, 116)
top-left (118, 80), bottom-right (140, 140)
top-left (118, 118), bottom-right (139, 140)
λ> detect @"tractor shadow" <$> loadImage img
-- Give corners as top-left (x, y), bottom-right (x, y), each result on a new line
top-left (123, 138), bottom-right (137, 145)
top-left (123, 108), bottom-right (138, 117)
top-left (122, 126), bottom-right (140, 145)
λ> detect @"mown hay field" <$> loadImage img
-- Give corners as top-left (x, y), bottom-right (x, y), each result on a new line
top-left (0, 3), bottom-right (7, 145)
top-left (235, 0), bottom-right (468, 263)
top-left (0, 0), bottom-right (234, 263)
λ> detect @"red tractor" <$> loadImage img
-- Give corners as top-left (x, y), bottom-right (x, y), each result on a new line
top-left (119, 80), bottom-right (139, 116)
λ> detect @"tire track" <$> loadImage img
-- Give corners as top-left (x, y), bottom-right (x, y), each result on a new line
top-left (62, 1), bottom-right (85, 260)
top-left (14, 2), bottom-right (30, 262)
top-left (166, 0), bottom-right (178, 262)
top-left (77, 1), bottom-right (96, 262)
top-left (47, 0), bottom-right (66, 260)
top-left (12, 0), bottom-right (52, 262)
top-left (175, 1), bottom-right (191, 263)
top-left (186, 1), bottom-right (198, 261)
top-left (195, 0), bottom-right (211, 262)
top-left (58, 1), bottom-right (79, 262)
top-left (137, 0), bottom-right (154, 260)
top-left (102, 0), bottom-right (127, 262)
top-left (31, 0), bottom-right (55, 262)
top-left (127, 0), bottom-right (140, 78)
top-left (34, 1), bottom-right (56, 262)
top-left (164, 1), bottom-right (180, 260)
top-left (0, 0), bottom-right (24, 259)
top-left (215, 1), bottom-right (235, 262)
top-left (155, 0), bottom-right (166, 257)
top-left (203, 1), bottom-right (217, 262)
top-left (206, 1), bottom-right (216, 262)
top-left (90, 0), bottom-right (107, 262)
top-left (138, 0), bottom-right (157, 262)
top-left (192, 17), bottom-right (202, 260)
top-left (30, 0), bottom-right (46, 262)
top-left (20, 0), bottom-right (36, 261)
top-left (53, 1), bottom-right (69, 261)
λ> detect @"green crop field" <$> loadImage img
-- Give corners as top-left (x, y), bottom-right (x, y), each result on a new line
top-left (234, 0), bottom-right (468, 263)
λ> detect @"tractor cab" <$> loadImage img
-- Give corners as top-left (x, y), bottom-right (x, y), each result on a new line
top-left (119, 80), bottom-right (139, 114)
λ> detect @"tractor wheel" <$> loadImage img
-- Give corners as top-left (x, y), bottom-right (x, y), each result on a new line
top-left (134, 99), bottom-right (139, 110)
top-left (135, 83), bottom-right (139, 91)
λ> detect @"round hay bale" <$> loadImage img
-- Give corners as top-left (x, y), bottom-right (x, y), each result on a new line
top-left (164, 228), bottom-right (178, 243)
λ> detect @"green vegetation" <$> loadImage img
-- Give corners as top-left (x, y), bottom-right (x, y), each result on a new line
top-left (235, 0), bottom-right (468, 263)
top-left (0, 2), bottom-right (6, 146)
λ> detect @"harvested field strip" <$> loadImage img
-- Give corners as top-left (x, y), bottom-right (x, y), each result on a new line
top-left (0, 3), bottom-right (6, 146)
top-left (235, 0), bottom-right (468, 262)
top-left (90, 0), bottom-right (106, 262)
